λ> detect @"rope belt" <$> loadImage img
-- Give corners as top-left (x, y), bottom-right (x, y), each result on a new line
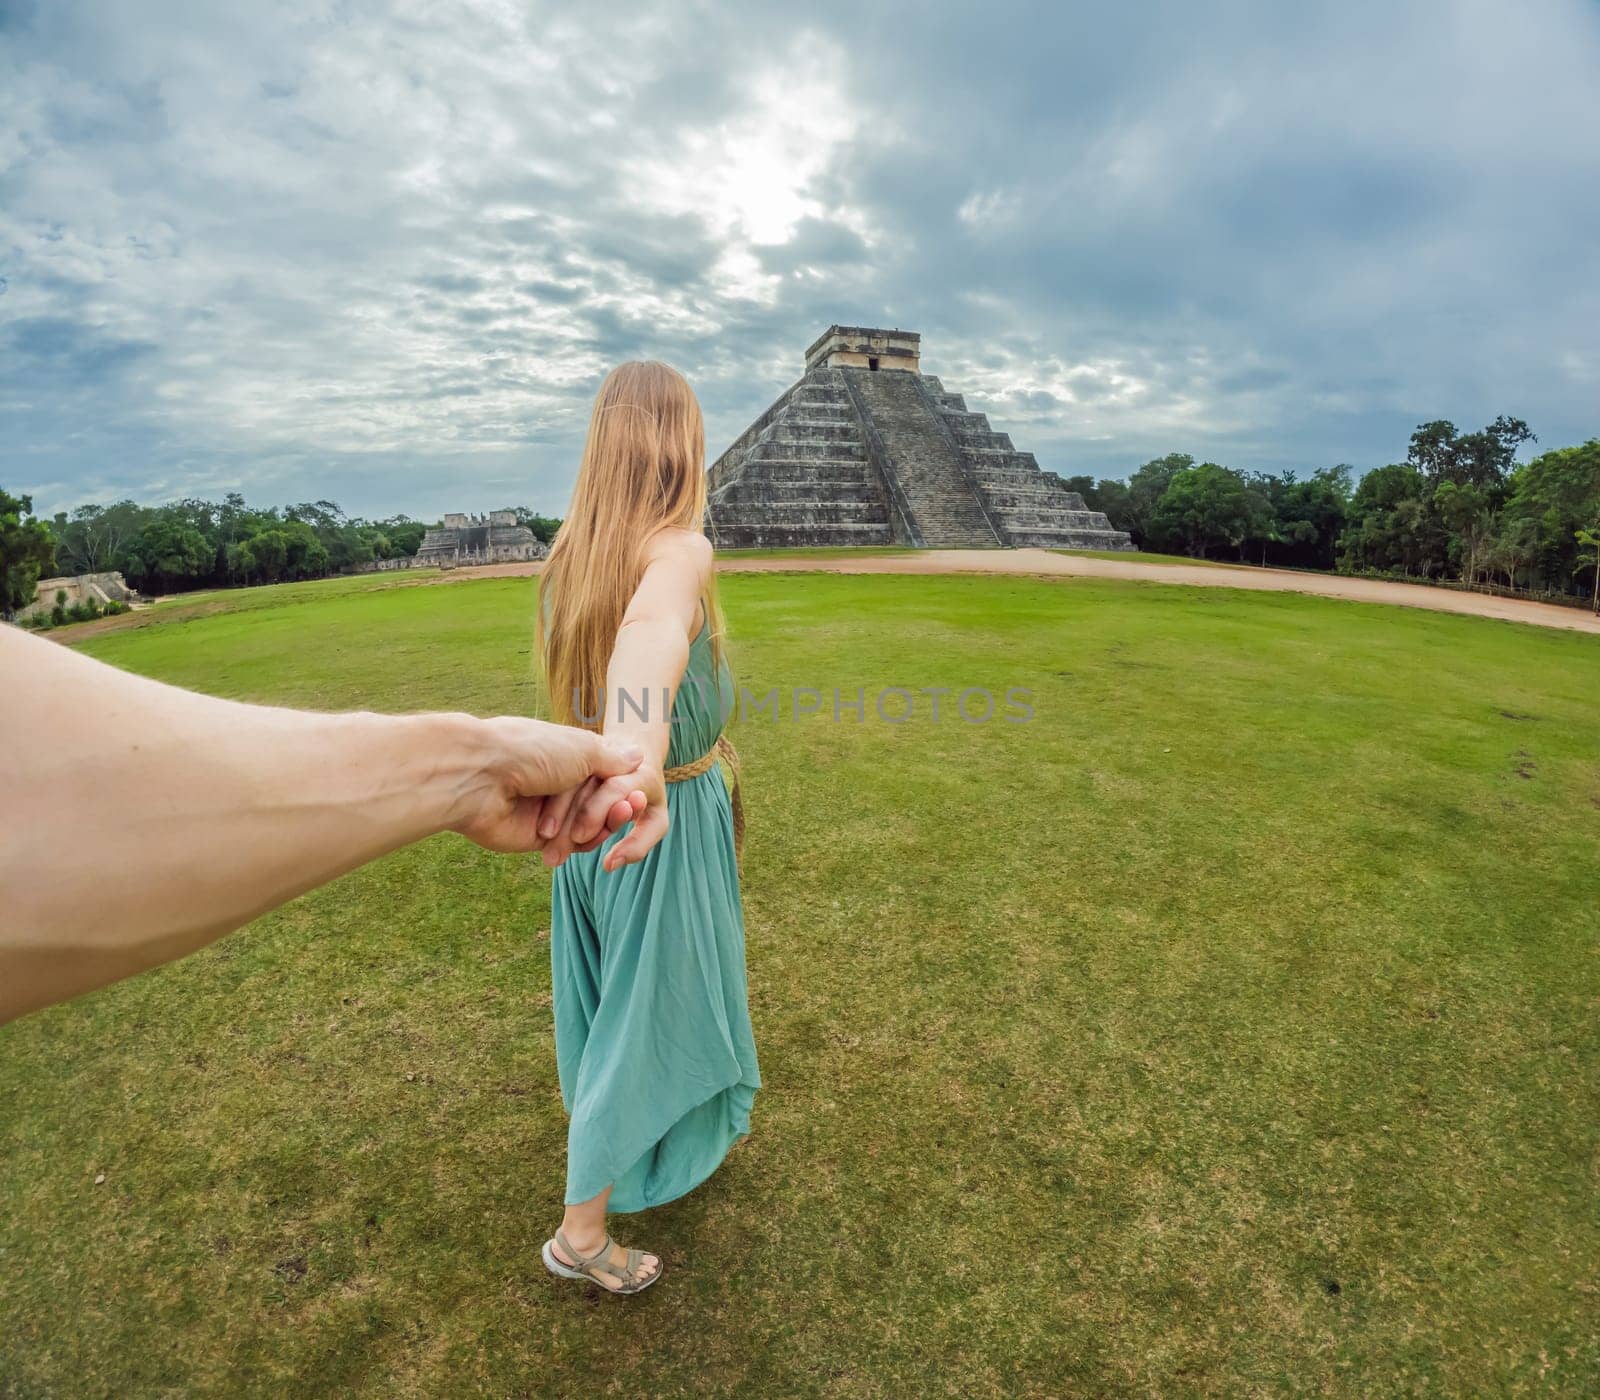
top-left (662, 733), bottom-right (743, 865)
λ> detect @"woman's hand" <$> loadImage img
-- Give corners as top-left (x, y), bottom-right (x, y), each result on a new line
top-left (600, 763), bottom-right (669, 872)
top-left (537, 760), bottom-right (669, 871)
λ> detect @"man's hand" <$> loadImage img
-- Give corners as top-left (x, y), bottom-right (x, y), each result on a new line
top-left (448, 717), bottom-right (647, 854)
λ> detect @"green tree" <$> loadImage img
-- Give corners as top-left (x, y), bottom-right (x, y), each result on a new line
top-left (225, 539), bottom-right (257, 584)
top-left (216, 491), bottom-right (251, 544)
top-left (1241, 472), bottom-right (1287, 566)
top-left (1, 489), bottom-right (58, 618)
top-left (1336, 464), bottom-right (1442, 575)
top-left (49, 499), bottom-right (147, 576)
top-left (1124, 453), bottom-right (1193, 548)
top-left (1408, 416), bottom-right (1534, 493)
top-left (1147, 463), bottom-right (1255, 559)
top-left (33, 491), bottom-right (458, 594)
top-left (378, 516), bottom-right (428, 557)
top-left (1501, 440), bottom-right (1600, 595)
top-left (1434, 481), bottom-right (1496, 585)
top-left (1488, 515), bottom-right (1541, 591)
top-left (125, 517), bottom-right (213, 593)
top-left (1240, 469), bottom-right (1353, 568)
top-left (501, 506), bottom-right (563, 545)
top-left (245, 529), bottom-right (291, 583)
top-left (286, 500), bottom-right (362, 574)
top-left (1353, 462), bottom-right (1426, 515)
top-left (281, 519), bottom-right (330, 579)
top-left (1279, 466), bottom-right (1353, 569)
top-left (1576, 526), bottom-right (1600, 614)
top-left (1088, 479), bottom-right (1134, 534)
top-left (1391, 498), bottom-right (1443, 577)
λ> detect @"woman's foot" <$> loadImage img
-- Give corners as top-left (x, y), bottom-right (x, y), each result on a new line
top-left (548, 1226), bottom-right (660, 1293)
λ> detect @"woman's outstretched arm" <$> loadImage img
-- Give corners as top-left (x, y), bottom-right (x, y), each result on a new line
top-left (0, 624), bottom-right (644, 1025)
top-left (537, 528), bottom-right (711, 872)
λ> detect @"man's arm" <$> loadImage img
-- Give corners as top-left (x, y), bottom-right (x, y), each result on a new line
top-left (0, 624), bottom-right (643, 1024)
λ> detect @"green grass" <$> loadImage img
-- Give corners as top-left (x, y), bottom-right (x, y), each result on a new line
top-left (127, 567), bottom-right (451, 622)
top-left (4, 571), bottom-right (1598, 1396)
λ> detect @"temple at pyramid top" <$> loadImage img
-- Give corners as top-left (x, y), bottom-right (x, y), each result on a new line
top-left (804, 325), bottom-right (921, 374)
top-left (706, 325), bottom-right (1135, 552)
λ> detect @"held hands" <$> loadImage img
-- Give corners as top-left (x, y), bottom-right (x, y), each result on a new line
top-left (536, 758), bottom-right (669, 873)
top-left (440, 714), bottom-right (671, 871)
top-left (447, 716), bottom-right (646, 855)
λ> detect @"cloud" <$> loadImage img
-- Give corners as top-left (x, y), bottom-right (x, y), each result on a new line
top-left (1, 0), bottom-right (1598, 519)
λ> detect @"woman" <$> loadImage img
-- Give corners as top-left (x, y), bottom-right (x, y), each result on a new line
top-left (533, 361), bottom-right (760, 1295)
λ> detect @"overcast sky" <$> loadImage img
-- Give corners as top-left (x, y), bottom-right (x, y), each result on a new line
top-left (4, 0), bottom-right (1599, 521)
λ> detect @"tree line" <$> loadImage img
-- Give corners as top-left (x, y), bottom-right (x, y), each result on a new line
top-left (0, 492), bottom-right (563, 618)
top-left (1071, 419), bottom-right (1600, 606)
top-left (4, 418), bottom-right (1598, 618)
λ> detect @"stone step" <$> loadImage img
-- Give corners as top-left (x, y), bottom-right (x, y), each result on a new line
top-left (775, 408), bottom-right (856, 427)
top-left (962, 446), bottom-right (1042, 471)
top-left (790, 381), bottom-right (850, 401)
top-left (988, 506), bottom-right (1119, 532)
top-left (746, 440), bottom-right (868, 464)
top-left (710, 500), bottom-right (886, 526)
top-left (758, 420), bottom-right (861, 446)
top-left (710, 521), bottom-right (895, 549)
top-left (941, 410), bottom-right (992, 433)
top-left (978, 483), bottom-right (1091, 511)
top-left (968, 469), bottom-right (1060, 493)
top-left (713, 478), bottom-right (883, 507)
top-left (732, 457), bottom-right (875, 482)
top-left (948, 427), bottom-right (1016, 452)
top-left (973, 482), bottom-right (1091, 515)
top-left (786, 395), bottom-right (851, 415)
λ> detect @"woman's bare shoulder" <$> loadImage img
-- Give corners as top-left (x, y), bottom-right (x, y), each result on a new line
top-left (629, 528), bottom-right (712, 635)
top-left (642, 527), bottom-right (713, 575)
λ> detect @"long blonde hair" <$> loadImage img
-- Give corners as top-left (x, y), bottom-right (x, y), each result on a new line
top-left (537, 360), bottom-right (723, 730)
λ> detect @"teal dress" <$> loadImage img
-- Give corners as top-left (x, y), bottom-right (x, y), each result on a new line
top-left (549, 614), bottom-right (760, 1211)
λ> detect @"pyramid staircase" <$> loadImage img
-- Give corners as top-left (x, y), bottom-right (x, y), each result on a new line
top-left (920, 377), bottom-right (1135, 550)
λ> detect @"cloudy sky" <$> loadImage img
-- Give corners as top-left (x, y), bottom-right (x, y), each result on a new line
top-left (4, 0), bottom-right (1599, 521)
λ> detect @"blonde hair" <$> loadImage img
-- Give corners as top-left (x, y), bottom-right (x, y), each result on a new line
top-left (537, 360), bottom-right (723, 730)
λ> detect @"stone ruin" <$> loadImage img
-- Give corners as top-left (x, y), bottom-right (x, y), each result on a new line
top-left (706, 325), bottom-right (1135, 551)
top-left (411, 510), bottom-right (548, 568)
top-left (16, 571), bottom-right (139, 621)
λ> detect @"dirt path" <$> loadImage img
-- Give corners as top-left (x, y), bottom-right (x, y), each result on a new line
top-left (435, 550), bottom-right (1600, 636)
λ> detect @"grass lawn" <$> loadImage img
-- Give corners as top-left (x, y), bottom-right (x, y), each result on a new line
top-left (4, 571), bottom-right (1597, 1396)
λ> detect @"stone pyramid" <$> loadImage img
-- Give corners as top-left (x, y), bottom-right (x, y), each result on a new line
top-left (706, 326), bottom-right (1135, 550)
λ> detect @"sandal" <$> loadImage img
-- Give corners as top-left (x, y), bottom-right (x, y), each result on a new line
top-left (542, 1227), bottom-right (662, 1295)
